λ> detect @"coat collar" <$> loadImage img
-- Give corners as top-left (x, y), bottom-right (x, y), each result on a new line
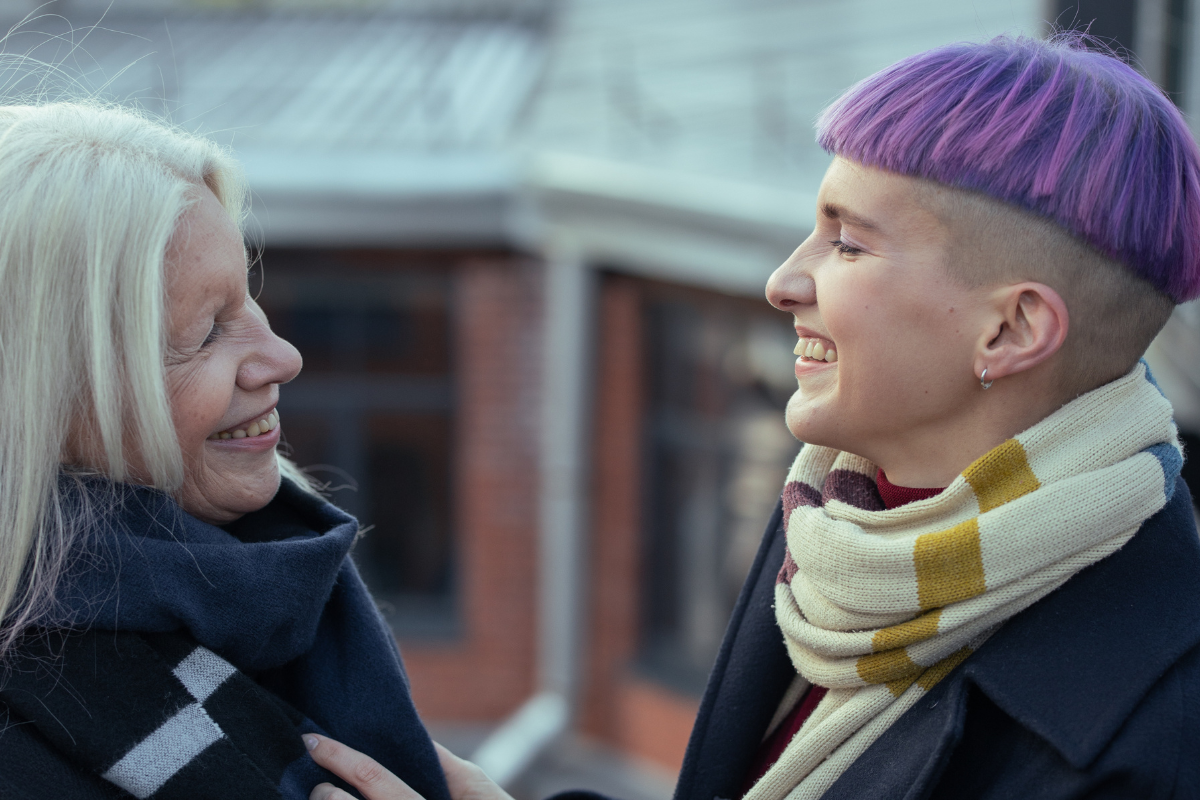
top-left (674, 504), bottom-right (797, 800)
top-left (680, 481), bottom-right (1200, 800)
top-left (960, 477), bottom-right (1200, 769)
top-left (822, 479), bottom-right (1200, 800)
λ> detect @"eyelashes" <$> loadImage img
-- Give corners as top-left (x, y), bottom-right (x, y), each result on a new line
top-left (830, 239), bottom-right (863, 256)
top-left (201, 322), bottom-right (222, 347)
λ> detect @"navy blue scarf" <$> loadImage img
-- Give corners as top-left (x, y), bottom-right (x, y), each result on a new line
top-left (54, 476), bottom-right (451, 800)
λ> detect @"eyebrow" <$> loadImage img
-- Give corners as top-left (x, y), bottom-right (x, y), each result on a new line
top-left (820, 202), bottom-right (880, 231)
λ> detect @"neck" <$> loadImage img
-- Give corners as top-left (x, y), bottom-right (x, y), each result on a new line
top-left (858, 374), bottom-right (1071, 487)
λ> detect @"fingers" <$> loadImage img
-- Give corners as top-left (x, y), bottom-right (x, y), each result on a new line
top-left (310, 782), bottom-right (354, 800)
top-left (433, 742), bottom-right (515, 800)
top-left (304, 733), bottom-right (423, 800)
top-left (434, 742), bottom-right (477, 798)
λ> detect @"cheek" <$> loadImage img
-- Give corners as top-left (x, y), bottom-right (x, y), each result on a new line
top-left (824, 282), bottom-right (970, 398)
top-left (820, 274), bottom-right (890, 354)
top-left (166, 363), bottom-right (233, 446)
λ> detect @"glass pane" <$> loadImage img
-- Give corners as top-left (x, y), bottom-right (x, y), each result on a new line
top-left (355, 414), bottom-right (454, 598)
top-left (258, 252), bottom-right (456, 632)
top-left (639, 292), bottom-right (800, 693)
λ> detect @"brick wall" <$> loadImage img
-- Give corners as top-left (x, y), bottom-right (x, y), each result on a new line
top-left (580, 274), bottom-right (699, 774)
top-left (401, 257), bottom-right (544, 721)
top-left (580, 275), bottom-right (644, 738)
top-left (403, 266), bottom-right (701, 773)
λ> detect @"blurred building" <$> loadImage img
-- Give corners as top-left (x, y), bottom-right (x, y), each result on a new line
top-left (9, 0), bottom-right (1199, 792)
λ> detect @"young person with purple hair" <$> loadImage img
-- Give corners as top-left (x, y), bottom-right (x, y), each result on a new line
top-left (304, 33), bottom-right (1200, 800)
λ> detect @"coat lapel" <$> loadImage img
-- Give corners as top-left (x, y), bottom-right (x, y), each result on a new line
top-left (824, 477), bottom-right (1200, 799)
top-left (681, 479), bottom-right (1200, 800)
top-left (674, 504), bottom-right (797, 800)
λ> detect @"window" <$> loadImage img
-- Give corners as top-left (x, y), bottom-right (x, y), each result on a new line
top-left (1055, 1), bottom-right (1135, 52)
top-left (637, 285), bottom-right (800, 693)
top-left (257, 250), bottom-right (456, 635)
top-left (1055, 0), bottom-right (1191, 103)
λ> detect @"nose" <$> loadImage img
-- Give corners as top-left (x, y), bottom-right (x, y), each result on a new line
top-left (766, 241), bottom-right (818, 311)
top-left (238, 303), bottom-right (303, 391)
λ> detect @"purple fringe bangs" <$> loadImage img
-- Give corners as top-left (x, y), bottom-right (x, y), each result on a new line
top-left (817, 34), bottom-right (1200, 302)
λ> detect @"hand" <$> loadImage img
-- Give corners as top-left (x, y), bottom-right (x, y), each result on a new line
top-left (435, 741), bottom-right (515, 800)
top-left (304, 733), bottom-right (514, 800)
top-left (305, 733), bottom-right (420, 800)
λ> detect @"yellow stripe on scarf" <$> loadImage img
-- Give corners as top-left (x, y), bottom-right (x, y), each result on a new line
top-left (908, 442), bottom-right (1040, 610)
top-left (855, 640), bottom-right (973, 697)
top-left (871, 609), bottom-right (942, 651)
top-left (917, 646), bottom-right (973, 691)
top-left (858, 442), bottom-right (1043, 687)
top-left (963, 438), bottom-right (1041, 512)
top-left (914, 519), bottom-right (985, 610)
top-left (855, 648), bottom-right (918, 688)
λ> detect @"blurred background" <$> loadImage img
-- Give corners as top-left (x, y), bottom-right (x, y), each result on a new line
top-left (3, 0), bottom-right (1197, 796)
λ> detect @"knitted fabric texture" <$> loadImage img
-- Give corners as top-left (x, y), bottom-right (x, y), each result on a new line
top-left (1, 629), bottom-right (323, 799)
top-left (748, 362), bottom-right (1183, 800)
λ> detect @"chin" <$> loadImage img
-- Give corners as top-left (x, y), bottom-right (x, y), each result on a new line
top-left (234, 466), bottom-right (283, 514)
top-left (180, 462), bottom-right (283, 524)
top-left (785, 392), bottom-right (825, 445)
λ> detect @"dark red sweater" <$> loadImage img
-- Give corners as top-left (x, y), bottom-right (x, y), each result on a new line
top-left (875, 468), bottom-right (945, 508)
top-left (740, 470), bottom-right (945, 796)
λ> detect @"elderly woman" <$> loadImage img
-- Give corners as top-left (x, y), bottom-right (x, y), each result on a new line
top-left (0, 102), bottom-right (474, 800)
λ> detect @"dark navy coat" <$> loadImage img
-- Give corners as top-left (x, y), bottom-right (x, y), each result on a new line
top-left (671, 476), bottom-right (1200, 799)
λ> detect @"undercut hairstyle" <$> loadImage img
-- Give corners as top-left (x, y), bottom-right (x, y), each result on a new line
top-left (0, 103), bottom-right (309, 662)
top-left (925, 182), bottom-right (1175, 391)
top-left (816, 34), bottom-right (1200, 390)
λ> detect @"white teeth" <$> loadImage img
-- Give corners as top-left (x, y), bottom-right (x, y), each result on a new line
top-left (210, 410), bottom-right (280, 441)
top-left (794, 337), bottom-right (838, 364)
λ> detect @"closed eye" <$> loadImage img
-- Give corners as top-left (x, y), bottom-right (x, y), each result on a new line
top-left (830, 239), bottom-right (863, 256)
top-left (201, 322), bottom-right (222, 347)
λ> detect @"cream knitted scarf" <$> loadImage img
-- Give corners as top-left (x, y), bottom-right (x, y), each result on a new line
top-left (747, 363), bottom-right (1183, 800)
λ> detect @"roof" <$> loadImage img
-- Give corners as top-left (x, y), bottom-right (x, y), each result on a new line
top-left (0, 9), bottom-right (547, 243)
top-left (8, 10), bottom-right (545, 151)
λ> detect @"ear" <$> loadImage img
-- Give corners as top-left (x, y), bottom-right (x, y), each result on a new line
top-left (974, 282), bottom-right (1068, 382)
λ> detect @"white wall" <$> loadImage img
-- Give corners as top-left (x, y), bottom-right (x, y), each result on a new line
top-left (525, 0), bottom-right (1046, 194)
top-left (520, 0), bottom-right (1047, 296)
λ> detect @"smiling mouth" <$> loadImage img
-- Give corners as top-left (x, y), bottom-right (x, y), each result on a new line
top-left (795, 337), bottom-right (838, 363)
top-left (207, 410), bottom-right (280, 441)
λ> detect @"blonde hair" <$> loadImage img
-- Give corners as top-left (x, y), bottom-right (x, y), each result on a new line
top-left (0, 102), bottom-right (307, 661)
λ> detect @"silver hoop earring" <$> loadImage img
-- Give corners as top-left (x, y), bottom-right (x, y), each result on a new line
top-left (980, 368), bottom-right (993, 389)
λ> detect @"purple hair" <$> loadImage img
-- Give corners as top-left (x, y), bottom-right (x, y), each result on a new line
top-left (817, 34), bottom-right (1200, 302)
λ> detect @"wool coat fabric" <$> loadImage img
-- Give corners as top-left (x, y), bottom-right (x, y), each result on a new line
top-left (557, 476), bottom-right (1200, 800)
top-left (0, 478), bottom-right (450, 800)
